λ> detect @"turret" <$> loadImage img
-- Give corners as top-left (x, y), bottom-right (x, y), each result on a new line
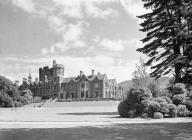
top-left (35, 77), bottom-right (38, 83)
top-left (23, 78), bottom-right (27, 84)
top-left (92, 69), bottom-right (95, 77)
top-left (53, 60), bottom-right (56, 67)
top-left (28, 73), bottom-right (32, 83)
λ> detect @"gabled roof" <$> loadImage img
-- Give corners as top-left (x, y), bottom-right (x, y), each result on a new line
top-left (62, 77), bottom-right (74, 83)
top-left (61, 73), bottom-right (107, 84)
top-left (96, 74), bottom-right (107, 80)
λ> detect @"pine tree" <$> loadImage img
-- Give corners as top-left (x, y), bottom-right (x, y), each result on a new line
top-left (137, 0), bottom-right (192, 83)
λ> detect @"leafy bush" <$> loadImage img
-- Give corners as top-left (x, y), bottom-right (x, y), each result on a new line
top-left (13, 101), bottom-right (21, 107)
top-left (127, 109), bottom-right (136, 118)
top-left (118, 100), bottom-right (130, 117)
top-left (23, 93), bottom-right (33, 102)
top-left (3, 95), bottom-right (13, 107)
top-left (188, 112), bottom-right (192, 117)
top-left (162, 96), bottom-right (173, 104)
top-left (127, 88), bottom-right (152, 106)
top-left (18, 96), bottom-right (28, 105)
top-left (168, 104), bottom-right (177, 118)
top-left (188, 91), bottom-right (192, 100)
top-left (136, 100), bottom-right (151, 116)
top-left (172, 94), bottom-right (186, 105)
top-left (153, 112), bottom-right (163, 119)
top-left (172, 83), bottom-right (187, 95)
top-left (183, 100), bottom-right (192, 111)
top-left (148, 101), bottom-right (161, 117)
top-left (177, 105), bottom-right (189, 117)
top-left (160, 102), bottom-right (169, 115)
top-left (7, 86), bottom-right (20, 101)
top-left (152, 97), bottom-right (166, 103)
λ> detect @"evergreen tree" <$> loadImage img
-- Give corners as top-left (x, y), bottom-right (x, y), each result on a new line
top-left (137, 0), bottom-right (192, 83)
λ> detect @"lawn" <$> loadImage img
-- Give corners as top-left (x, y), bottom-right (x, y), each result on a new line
top-left (0, 101), bottom-right (192, 140)
top-left (0, 123), bottom-right (192, 140)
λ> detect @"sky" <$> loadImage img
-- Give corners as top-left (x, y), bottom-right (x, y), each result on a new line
top-left (0, 0), bottom-right (148, 83)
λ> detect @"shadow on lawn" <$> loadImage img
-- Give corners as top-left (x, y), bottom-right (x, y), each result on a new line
top-left (57, 112), bottom-right (118, 115)
top-left (1, 123), bottom-right (192, 140)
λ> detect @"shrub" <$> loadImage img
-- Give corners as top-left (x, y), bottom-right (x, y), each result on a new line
top-left (13, 101), bottom-right (20, 107)
top-left (172, 83), bottom-right (187, 95)
top-left (152, 97), bottom-right (166, 103)
top-left (183, 100), bottom-right (192, 111)
top-left (172, 94), bottom-right (186, 105)
top-left (162, 96), bottom-right (173, 104)
top-left (188, 91), bottom-right (192, 100)
top-left (141, 113), bottom-right (148, 118)
top-left (168, 104), bottom-right (177, 118)
top-left (127, 88), bottom-right (152, 106)
top-left (3, 95), bottom-right (13, 107)
top-left (153, 112), bottom-right (163, 119)
top-left (18, 96), bottom-right (28, 105)
top-left (177, 105), bottom-right (189, 117)
top-left (148, 101), bottom-right (161, 117)
top-left (7, 86), bottom-right (20, 101)
top-left (118, 100), bottom-right (130, 117)
top-left (127, 109), bottom-right (136, 118)
top-left (136, 100), bottom-right (151, 115)
top-left (188, 112), bottom-right (192, 117)
top-left (160, 102), bottom-right (169, 115)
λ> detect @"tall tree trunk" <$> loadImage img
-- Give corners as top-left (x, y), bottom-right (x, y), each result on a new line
top-left (174, 44), bottom-right (181, 83)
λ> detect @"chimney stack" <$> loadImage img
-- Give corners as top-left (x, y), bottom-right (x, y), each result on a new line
top-left (35, 77), bottom-right (38, 83)
top-left (92, 69), bottom-right (95, 77)
top-left (15, 80), bottom-right (19, 87)
top-left (80, 71), bottom-right (83, 77)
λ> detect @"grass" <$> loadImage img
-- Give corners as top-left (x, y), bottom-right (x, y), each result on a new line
top-left (0, 123), bottom-right (192, 140)
top-left (0, 101), bottom-right (192, 140)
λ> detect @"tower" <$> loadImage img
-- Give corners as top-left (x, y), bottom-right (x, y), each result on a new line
top-left (53, 60), bottom-right (56, 67)
top-left (28, 73), bottom-right (32, 83)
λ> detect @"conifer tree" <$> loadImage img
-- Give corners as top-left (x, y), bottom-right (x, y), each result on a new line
top-left (137, 0), bottom-right (192, 83)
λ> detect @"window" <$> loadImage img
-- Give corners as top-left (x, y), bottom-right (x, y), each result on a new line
top-left (71, 93), bottom-right (74, 98)
top-left (81, 83), bottom-right (85, 88)
top-left (54, 85), bottom-right (57, 90)
top-left (81, 92), bottom-right (84, 98)
top-left (60, 94), bottom-right (64, 99)
top-left (105, 82), bottom-right (108, 87)
top-left (86, 91), bottom-right (88, 98)
top-left (95, 83), bottom-right (99, 88)
top-left (95, 91), bottom-right (99, 97)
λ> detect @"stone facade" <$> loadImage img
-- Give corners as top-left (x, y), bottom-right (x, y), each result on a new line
top-left (19, 60), bottom-right (124, 100)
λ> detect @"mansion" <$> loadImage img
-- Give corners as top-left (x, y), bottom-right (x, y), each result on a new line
top-left (19, 60), bottom-right (124, 100)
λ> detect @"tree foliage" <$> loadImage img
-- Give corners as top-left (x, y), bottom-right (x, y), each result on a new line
top-left (137, 0), bottom-right (192, 83)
